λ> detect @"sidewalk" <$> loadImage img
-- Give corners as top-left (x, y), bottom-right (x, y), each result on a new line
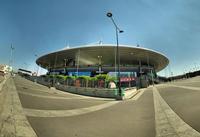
top-left (123, 87), bottom-right (139, 100)
top-left (0, 74), bottom-right (11, 92)
top-left (0, 76), bottom-right (4, 83)
top-left (0, 77), bottom-right (37, 137)
top-left (153, 86), bottom-right (200, 137)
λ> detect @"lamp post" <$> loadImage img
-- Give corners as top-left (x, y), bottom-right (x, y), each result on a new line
top-left (64, 59), bottom-right (67, 74)
top-left (97, 55), bottom-right (103, 74)
top-left (35, 54), bottom-right (39, 77)
top-left (106, 12), bottom-right (124, 100)
top-left (76, 49), bottom-right (80, 76)
top-left (9, 44), bottom-right (14, 73)
top-left (64, 59), bottom-right (67, 67)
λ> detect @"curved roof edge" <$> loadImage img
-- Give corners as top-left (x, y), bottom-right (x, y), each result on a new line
top-left (40, 44), bottom-right (169, 61)
top-left (36, 44), bottom-right (169, 72)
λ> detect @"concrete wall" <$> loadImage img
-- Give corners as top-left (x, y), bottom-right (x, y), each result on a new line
top-left (55, 83), bottom-right (118, 98)
top-left (24, 76), bottom-right (119, 99)
top-left (25, 76), bottom-right (50, 87)
top-left (24, 76), bottom-right (138, 100)
top-left (36, 79), bottom-right (50, 87)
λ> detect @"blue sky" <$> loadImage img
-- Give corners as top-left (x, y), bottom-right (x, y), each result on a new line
top-left (0, 0), bottom-right (200, 76)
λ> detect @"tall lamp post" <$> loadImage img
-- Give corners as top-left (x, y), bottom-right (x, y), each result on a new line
top-left (9, 44), bottom-right (14, 73)
top-left (64, 59), bottom-right (67, 74)
top-left (35, 54), bottom-right (39, 77)
top-left (106, 12), bottom-right (124, 100)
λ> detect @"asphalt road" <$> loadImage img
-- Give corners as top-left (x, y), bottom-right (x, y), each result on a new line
top-left (158, 78), bottom-right (200, 133)
top-left (13, 76), bottom-right (200, 137)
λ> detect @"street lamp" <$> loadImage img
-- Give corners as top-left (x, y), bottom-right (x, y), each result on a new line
top-left (9, 44), bottom-right (14, 73)
top-left (76, 49), bottom-right (80, 76)
top-left (35, 54), bottom-right (40, 77)
top-left (64, 59), bottom-right (67, 74)
top-left (64, 59), bottom-right (67, 67)
top-left (106, 12), bottom-right (124, 100)
top-left (97, 56), bottom-right (103, 74)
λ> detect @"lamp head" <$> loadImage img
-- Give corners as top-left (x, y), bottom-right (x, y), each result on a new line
top-left (106, 12), bottom-right (112, 17)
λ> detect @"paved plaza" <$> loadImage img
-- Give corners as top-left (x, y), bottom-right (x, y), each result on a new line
top-left (1, 75), bottom-right (200, 137)
top-left (0, 76), bottom-right (4, 83)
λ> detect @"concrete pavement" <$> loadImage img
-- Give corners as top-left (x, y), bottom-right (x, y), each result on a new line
top-left (26, 88), bottom-right (155, 137)
top-left (0, 76), bottom-right (4, 84)
top-left (0, 77), bottom-right (37, 137)
top-left (1, 75), bottom-right (200, 137)
top-left (13, 76), bottom-right (155, 137)
top-left (158, 86), bottom-right (200, 134)
top-left (153, 87), bottom-right (200, 137)
top-left (0, 76), bottom-right (6, 92)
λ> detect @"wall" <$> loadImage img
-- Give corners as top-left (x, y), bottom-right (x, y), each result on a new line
top-left (55, 83), bottom-right (118, 98)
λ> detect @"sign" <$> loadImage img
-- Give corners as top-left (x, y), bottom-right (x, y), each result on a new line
top-left (120, 77), bottom-right (135, 82)
top-left (96, 71), bottom-right (104, 74)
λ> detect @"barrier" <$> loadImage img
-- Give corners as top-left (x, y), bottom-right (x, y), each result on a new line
top-left (55, 83), bottom-right (117, 98)
top-left (24, 76), bottom-right (138, 100)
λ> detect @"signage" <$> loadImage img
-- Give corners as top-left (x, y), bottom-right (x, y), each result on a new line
top-left (120, 77), bottom-right (135, 82)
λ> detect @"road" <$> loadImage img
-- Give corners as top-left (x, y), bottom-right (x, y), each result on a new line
top-left (13, 76), bottom-right (200, 137)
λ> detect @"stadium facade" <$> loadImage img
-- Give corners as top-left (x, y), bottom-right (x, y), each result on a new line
top-left (36, 44), bottom-right (169, 84)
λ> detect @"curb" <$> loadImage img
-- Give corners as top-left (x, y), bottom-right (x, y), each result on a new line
top-left (153, 87), bottom-right (200, 137)
top-left (0, 77), bottom-right (38, 137)
top-left (123, 88), bottom-right (140, 100)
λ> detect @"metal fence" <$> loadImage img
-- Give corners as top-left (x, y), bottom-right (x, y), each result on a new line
top-left (24, 75), bottom-right (139, 89)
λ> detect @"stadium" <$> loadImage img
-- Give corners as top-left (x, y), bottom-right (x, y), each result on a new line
top-left (36, 44), bottom-right (169, 87)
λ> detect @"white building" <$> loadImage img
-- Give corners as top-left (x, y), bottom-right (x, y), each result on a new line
top-left (0, 64), bottom-right (12, 75)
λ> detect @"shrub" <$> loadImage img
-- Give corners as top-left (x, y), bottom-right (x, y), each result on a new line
top-left (66, 76), bottom-right (76, 80)
top-left (90, 77), bottom-right (97, 81)
top-left (106, 76), bottom-right (117, 82)
top-left (56, 75), bottom-right (65, 80)
top-left (77, 76), bottom-right (91, 80)
top-left (95, 74), bottom-right (109, 80)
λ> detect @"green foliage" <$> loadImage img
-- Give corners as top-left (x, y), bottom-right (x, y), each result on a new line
top-left (49, 75), bottom-right (56, 78)
top-left (55, 75), bottom-right (65, 79)
top-left (106, 76), bottom-right (117, 82)
top-left (43, 74), bottom-right (117, 86)
top-left (77, 76), bottom-right (91, 80)
top-left (95, 74), bottom-right (117, 82)
top-left (90, 77), bottom-right (97, 81)
top-left (95, 74), bottom-right (109, 80)
top-left (66, 76), bottom-right (76, 80)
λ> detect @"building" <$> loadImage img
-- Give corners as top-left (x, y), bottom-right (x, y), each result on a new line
top-left (18, 68), bottom-right (32, 76)
top-left (36, 44), bottom-right (169, 86)
top-left (0, 64), bottom-right (12, 76)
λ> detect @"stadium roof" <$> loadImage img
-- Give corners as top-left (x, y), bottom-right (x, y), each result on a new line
top-left (36, 44), bottom-right (169, 72)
